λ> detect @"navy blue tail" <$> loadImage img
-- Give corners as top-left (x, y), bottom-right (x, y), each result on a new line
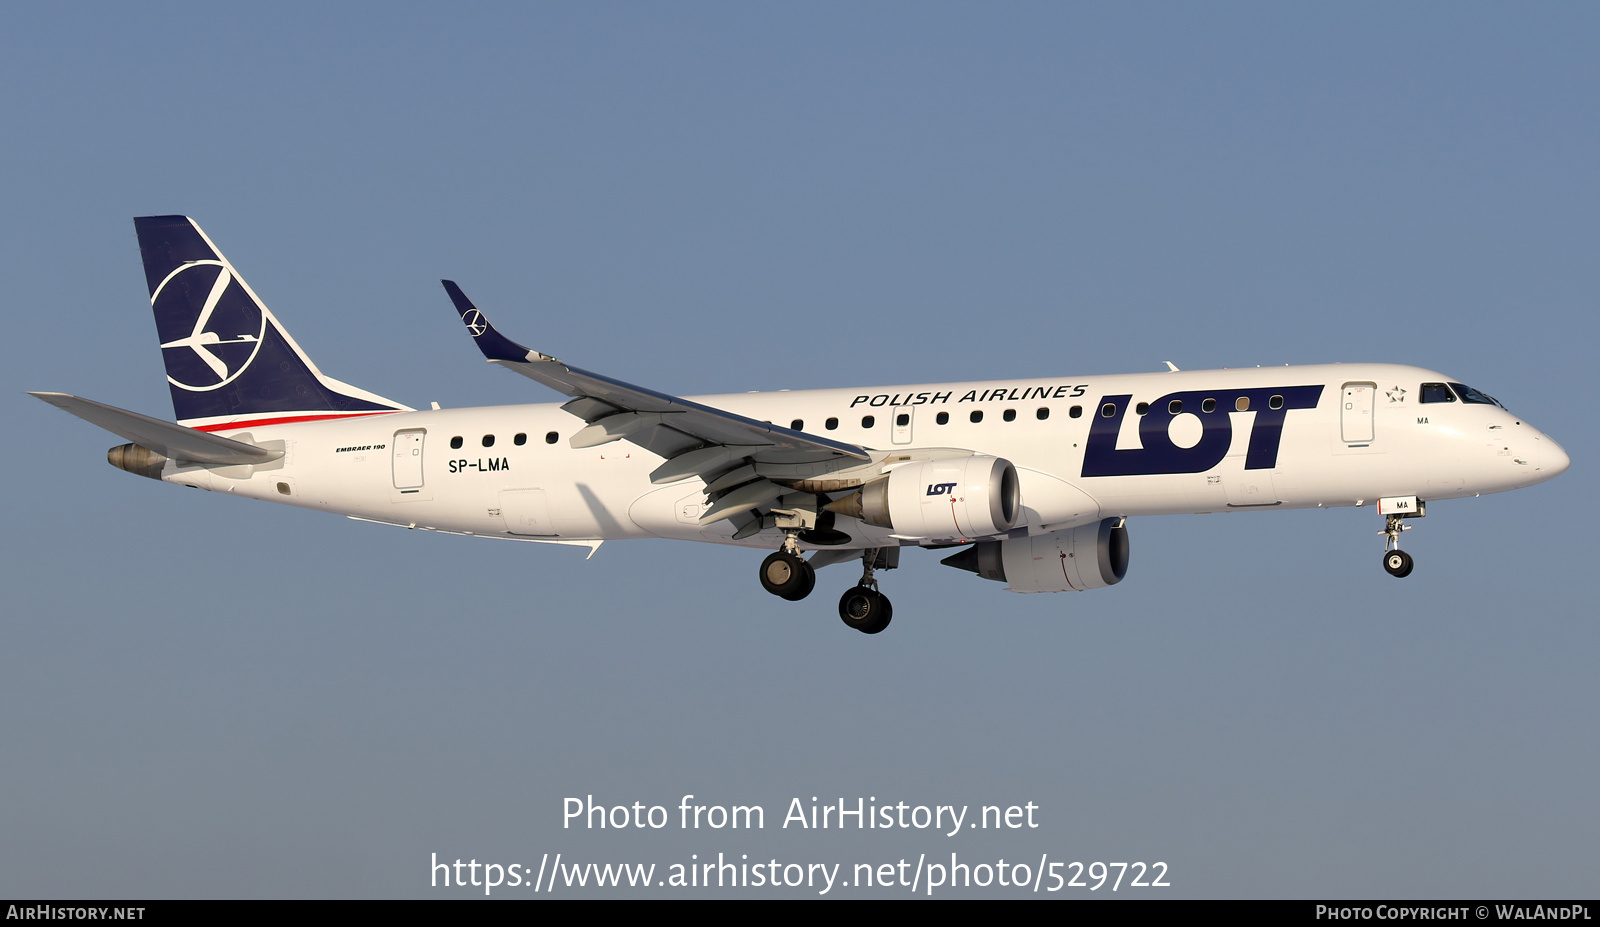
top-left (134, 216), bottom-right (408, 427)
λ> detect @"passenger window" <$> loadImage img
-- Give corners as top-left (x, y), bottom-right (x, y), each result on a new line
top-left (1036, 407), bottom-right (1049, 420)
top-left (1102, 403), bottom-right (1118, 418)
top-left (1421, 383), bottom-right (1457, 404)
top-left (482, 434), bottom-right (495, 447)
top-left (1168, 399), bottom-right (1182, 414)
top-left (936, 411), bottom-right (949, 425)
top-left (1069, 406), bottom-right (1083, 418)
top-left (896, 413), bottom-right (909, 426)
top-left (825, 417), bottom-right (839, 431)
top-left (1235, 397), bottom-right (1250, 412)
top-left (861, 415), bottom-right (875, 428)
top-left (514, 433), bottom-right (527, 446)
top-left (1202, 398), bottom-right (1216, 413)
top-left (450, 436), bottom-right (463, 450)
top-left (970, 410), bottom-right (984, 423)
top-left (791, 419), bottom-right (804, 431)
top-left (545, 431), bottom-right (558, 444)
top-left (1269, 395), bottom-right (1284, 410)
top-left (1003, 409), bottom-right (1016, 422)
top-left (1136, 402), bottom-right (1149, 415)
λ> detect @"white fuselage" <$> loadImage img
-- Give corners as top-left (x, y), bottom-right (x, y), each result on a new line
top-left (161, 363), bottom-right (1568, 551)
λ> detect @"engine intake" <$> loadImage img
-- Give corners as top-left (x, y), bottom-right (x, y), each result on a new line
top-left (827, 455), bottom-right (1020, 539)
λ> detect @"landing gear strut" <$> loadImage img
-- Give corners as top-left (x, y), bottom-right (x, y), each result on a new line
top-left (1378, 496), bottom-right (1425, 578)
top-left (838, 548), bottom-right (893, 634)
top-left (759, 530), bottom-right (815, 601)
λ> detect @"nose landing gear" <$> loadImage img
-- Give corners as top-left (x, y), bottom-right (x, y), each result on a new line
top-left (1382, 547), bottom-right (1414, 578)
top-left (1378, 496), bottom-right (1425, 578)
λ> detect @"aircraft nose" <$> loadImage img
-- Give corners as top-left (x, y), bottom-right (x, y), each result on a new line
top-left (1541, 435), bottom-right (1571, 478)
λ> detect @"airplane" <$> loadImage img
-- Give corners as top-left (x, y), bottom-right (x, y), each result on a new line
top-left (33, 216), bottom-right (1571, 634)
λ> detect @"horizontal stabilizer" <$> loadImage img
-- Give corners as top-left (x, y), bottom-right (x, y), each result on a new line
top-left (29, 392), bottom-right (283, 465)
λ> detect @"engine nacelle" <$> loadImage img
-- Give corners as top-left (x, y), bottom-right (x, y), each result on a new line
top-left (108, 443), bottom-right (167, 480)
top-left (940, 518), bottom-right (1130, 593)
top-left (829, 455), bottom-right (1020, 540)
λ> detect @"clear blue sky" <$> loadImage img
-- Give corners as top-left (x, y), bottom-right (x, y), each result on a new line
top-left (3, 2), bottom-right (1595, 897)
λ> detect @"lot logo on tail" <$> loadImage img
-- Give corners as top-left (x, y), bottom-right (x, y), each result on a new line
top-left (153, 261), bottom-right (266, 391)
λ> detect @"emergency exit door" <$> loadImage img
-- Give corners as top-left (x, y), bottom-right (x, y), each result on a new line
top-left (392, 430), bottom-right (426, 490)
top-left (1341, 383), bottom-right (1375, 444)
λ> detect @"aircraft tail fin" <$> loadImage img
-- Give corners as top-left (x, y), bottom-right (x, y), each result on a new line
top-left (133, 216), bottom-right (411, 430)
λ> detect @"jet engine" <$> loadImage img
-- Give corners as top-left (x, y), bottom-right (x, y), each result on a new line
top-left (108, 443), bottom-right (167, 480)
top-left (941, 518), bottom-right (1129, 593)
top-left (826, 455), bottom-right (1020, 540)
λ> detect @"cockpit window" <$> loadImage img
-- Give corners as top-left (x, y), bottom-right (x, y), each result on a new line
top-left (1420, 383), bottom-right (1457, 404)
top-left (1449, 382), bottom-right (1502, 407)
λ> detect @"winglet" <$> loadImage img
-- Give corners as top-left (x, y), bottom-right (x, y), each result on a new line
top-left (442, 280), bottom-right (558, 364)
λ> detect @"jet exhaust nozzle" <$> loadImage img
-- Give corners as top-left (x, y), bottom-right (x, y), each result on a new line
top-left (108, 443), bottom-right (167, 480)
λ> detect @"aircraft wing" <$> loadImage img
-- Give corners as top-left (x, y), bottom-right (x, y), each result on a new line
top-left (443, 281), bottom-right (870, 492)
top-left (29, 392), bottom-right (282, 465)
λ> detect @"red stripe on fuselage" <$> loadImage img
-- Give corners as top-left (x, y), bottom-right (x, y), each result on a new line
top-left (189, 411), bottom-right (403, 433)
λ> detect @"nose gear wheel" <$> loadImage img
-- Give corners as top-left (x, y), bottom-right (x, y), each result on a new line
top-left (1379, 511), bottom-right (1420, 579)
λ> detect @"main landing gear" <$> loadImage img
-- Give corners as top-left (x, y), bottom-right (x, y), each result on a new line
top-left (759, 534), bottom-right (815, 601)
top-left (756, 537), bottom-right (895, 634)
top-left (1378, 497), bottom-right (1425, 578)
top-left (838, 548), bottom-right (892, 635)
